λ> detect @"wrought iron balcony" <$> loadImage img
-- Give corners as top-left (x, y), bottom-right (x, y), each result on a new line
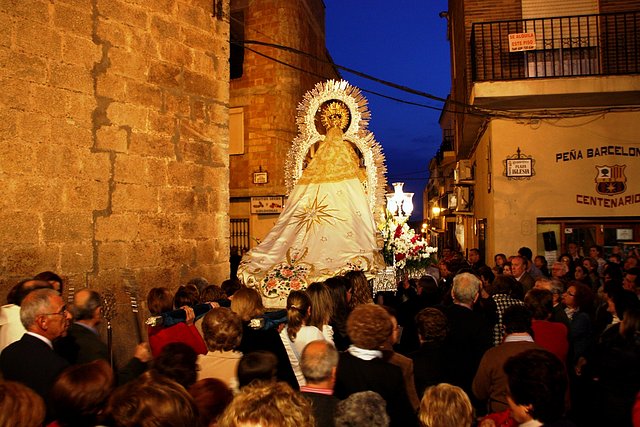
top-left (471, 11), bottom-right (639, 82)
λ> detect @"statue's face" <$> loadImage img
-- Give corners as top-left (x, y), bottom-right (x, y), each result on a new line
top-left (329, 114), bottom-right (342, 127)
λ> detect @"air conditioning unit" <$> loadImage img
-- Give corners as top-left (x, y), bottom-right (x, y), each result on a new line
top-left (454, 160), bottom-right (474, 184)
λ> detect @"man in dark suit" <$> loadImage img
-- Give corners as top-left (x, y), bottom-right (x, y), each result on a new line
top-left (300, 340), bottom-right (341, 427)
top-left (512, 255), bottom-right (536, 294)
top-left (441, 272), bottom-right (493, 409)
top-left (0, 288), bottom-right (70, 399)
top-left (334, 304), bottom-right (417, 427)
top-left (54, 289), bottom-right (150, 383)
top-left (55, 289), bottom-right (106, 364)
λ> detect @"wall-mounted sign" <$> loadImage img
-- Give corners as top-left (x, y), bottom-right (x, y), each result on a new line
top-left (253, 171), bottom-right (268, 184)
top-left (506, 158), bottom-right (533, 177)
top-left (504, 147), bottom-right (535, 180)
top-left (508, 32), bottom-right (536, 52)
top-left (617, 228), bottom-right (633, 240)
top-left (251, 196), bottom-right (283, 214)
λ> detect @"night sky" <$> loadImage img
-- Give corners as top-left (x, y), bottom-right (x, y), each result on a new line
top-left (325, 1), bottom-right (450, 222)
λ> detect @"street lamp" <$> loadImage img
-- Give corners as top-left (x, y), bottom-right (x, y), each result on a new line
top-left (386, 182), bottom-right (414, 223)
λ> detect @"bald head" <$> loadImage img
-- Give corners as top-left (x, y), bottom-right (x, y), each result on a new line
top-left (73, 289), bottom-right (102, 323)
top-left (300, 340), bottom-right (338, 385)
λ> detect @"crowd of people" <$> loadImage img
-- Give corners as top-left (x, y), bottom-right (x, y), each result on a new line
top-left (0, 243), bottom-right (638, 427)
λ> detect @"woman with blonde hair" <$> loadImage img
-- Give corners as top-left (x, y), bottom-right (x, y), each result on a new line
top-left (280, 290), bottom-right (325, 386)
top-left (218, 381), bottom-right (314, 427)
top-left (419, 383), bottom-right (474, 427)
top-left (344, 270), bottom-right (373, 309)
top-left (306, 282), bottom-right (335, 343)
top-left (230, 286), bottom-right (264, 322)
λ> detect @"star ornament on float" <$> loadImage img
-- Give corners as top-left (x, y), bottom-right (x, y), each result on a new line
top-left (292, 189), bottom-right (344, 235)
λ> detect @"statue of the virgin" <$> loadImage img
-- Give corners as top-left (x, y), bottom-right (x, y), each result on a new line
top-left (238, 80), bottom-right (387, 308)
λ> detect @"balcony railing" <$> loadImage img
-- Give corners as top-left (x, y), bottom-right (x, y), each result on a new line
top-left (471, 11), bottom-right (639, 82)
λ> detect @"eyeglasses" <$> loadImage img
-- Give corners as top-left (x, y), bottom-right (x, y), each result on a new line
top-left (41, 305), bottom-right (68, 317)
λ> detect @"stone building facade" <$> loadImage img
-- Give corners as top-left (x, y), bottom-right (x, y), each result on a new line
top-left (0, 0), bottom-right (231, 361)
top-left (426, 0), bottom-right (640, 262)
top-left (228, 0), bottom-right (339, 254)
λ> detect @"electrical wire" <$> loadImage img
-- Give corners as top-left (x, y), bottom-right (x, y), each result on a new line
top-left (235, 39), bottom-right (640, 121)
top-left (222, 10), bottom-right (640, 125)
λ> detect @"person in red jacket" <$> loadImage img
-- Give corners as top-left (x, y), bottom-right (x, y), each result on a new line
top-left (146, 287), bottom-right (207, 358)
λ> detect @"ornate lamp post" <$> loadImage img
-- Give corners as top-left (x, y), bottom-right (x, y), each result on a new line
top-left (385, 182), bottom-right (414, 223)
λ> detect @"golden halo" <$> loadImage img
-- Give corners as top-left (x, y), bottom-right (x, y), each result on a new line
top-left (320, 101), bottom-right (350, 131)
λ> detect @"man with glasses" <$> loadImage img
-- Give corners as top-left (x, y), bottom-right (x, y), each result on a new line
top-left (0, 288), bottom-right (70, 400)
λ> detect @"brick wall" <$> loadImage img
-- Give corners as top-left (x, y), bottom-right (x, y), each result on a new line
top-left (0, 0), bottom-right (230, 363)
top-left (229, 0), bottom-right (339, 198)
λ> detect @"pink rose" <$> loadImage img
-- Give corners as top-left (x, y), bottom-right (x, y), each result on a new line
top-left (281, 268), bottom-right (293, 278)
top-left (290, 279), bottom-right (301, 290)
top-left (266, 279), bottom-right (277, 291)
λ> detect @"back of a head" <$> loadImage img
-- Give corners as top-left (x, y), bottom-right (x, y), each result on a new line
top-left (300, 340), bottom-right (338, 383)
top-left (173, 285), bottom-right (199, 308)
top-left (189, 378), bottom-right (233, 427)
top-left (605, 261), bottom-right (624, 284)
top-left (504, 349), bottom-right (567, 424)
top-left (200, 284), bottom-right (227, 303)
top-left (202, 307), bottom-right (243, 352)
top-left (230, 287), bottom-right (264, 321)
top-left (306, 282), bottom-right (334, 329)
top-left (105, 371), bottom-right (198, 427)
top-left (524, 288), bottom-right (554, 320)
top-left (534, 277), bottom-right (563, 297)
top-left (452, 272), bottom-right (480, 304)
top-left (477, 266), bottom-right (495, 285)
top-left (335, 391), bottom-right (389, 427)
top-left (217, 381), bottom-right (314, 427)
top-left (33, 271), bottom-right (63, 292)
top-left (415, 307), bottom-right (448, 343)
top-left (73, 289), bottom-right (102, 321)
top-left (503, 304), bottom-right (533, 335)
top-left (146, 287), bottom-right (173, 316)
top-left (286, 290), bottom-right (311, 341)
top-left (417, 275), bottom-right (439, 298)
top-left (418, 383), bottom-right (474, 427)
top-left (237, 351), bottom-right (278, 388)
top-left (346, 304), bottom-right (392, 350)
top-left (518, 247), bottom-right (533, 261)
top-left (8, 279), bottom-right (53, 306)
top-left (610, 289), bottom-right (640, 320)
top-left (152, 342), bottom-right (198, 389)
top-left (344, 270), bottom-right (373, 308)
top-left (51, 359), bottom-right (114, 426)
top-left (186, 277), bottom-right (209, 294)
top-left (221, 278), bottom-right (242, 298)
top-left (491, 274), bottom-right (519, 296)
top-left (0, 381), bottom-right (46, 427)
top-left (324, 276), bottom-right (349, 312)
